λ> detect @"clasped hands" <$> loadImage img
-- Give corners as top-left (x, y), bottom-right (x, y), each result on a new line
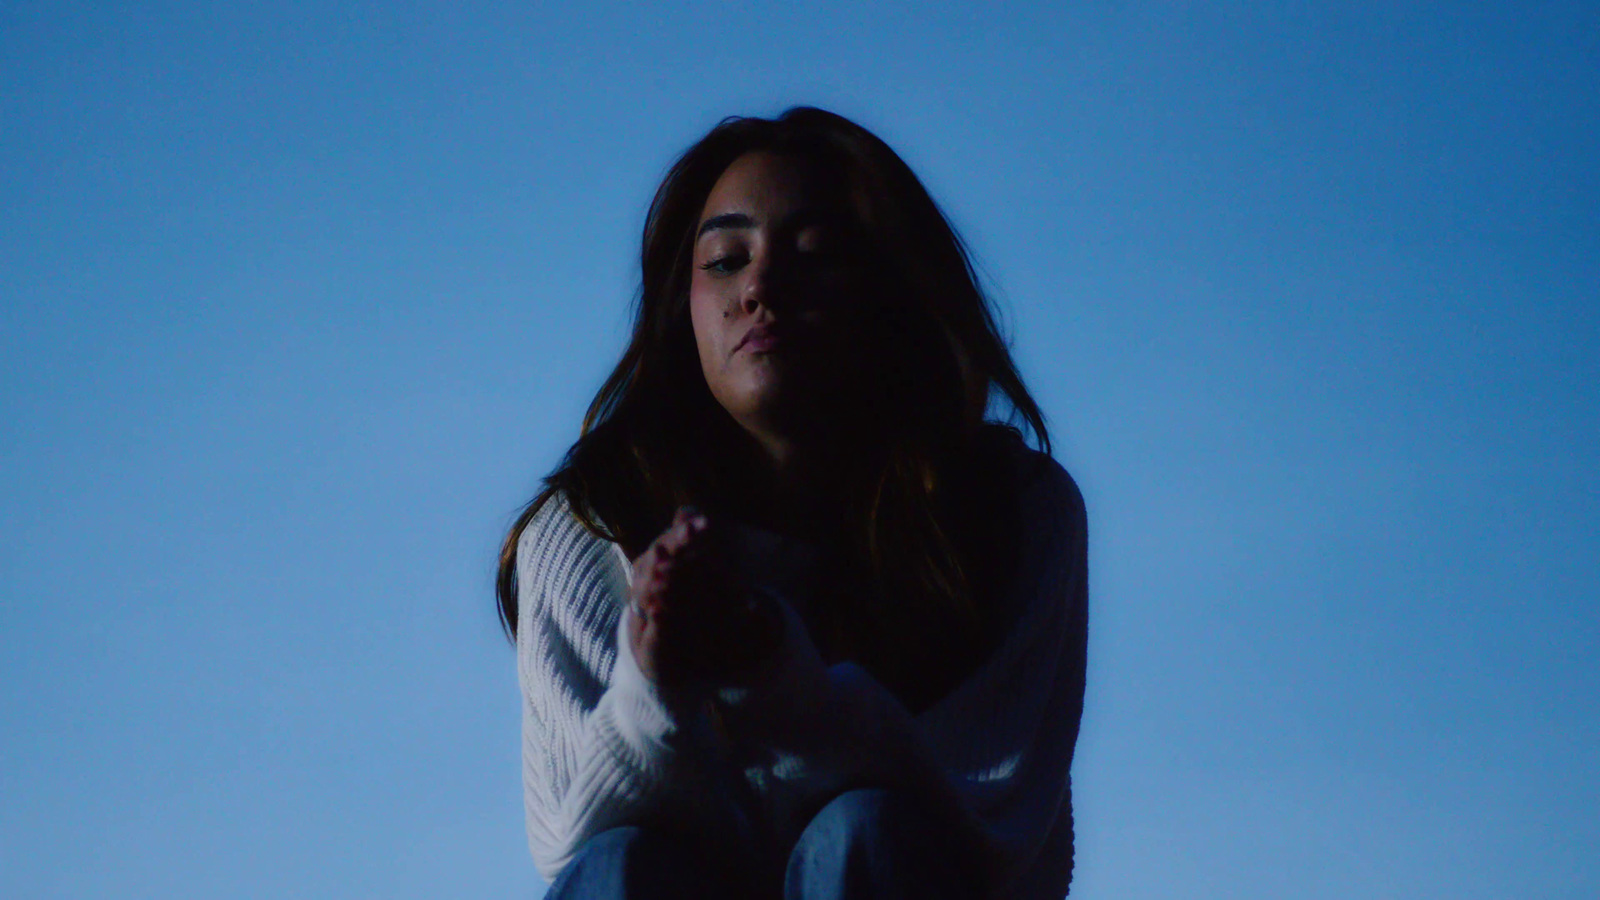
top-left (628, 507), bottom-right (785, 687)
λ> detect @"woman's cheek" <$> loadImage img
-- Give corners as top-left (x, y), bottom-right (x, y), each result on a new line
top-left (688, 288), bottom-right (723, 368)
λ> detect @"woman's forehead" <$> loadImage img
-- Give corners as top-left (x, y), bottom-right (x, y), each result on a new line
top-left (697, 151), bottom-right (848, 226)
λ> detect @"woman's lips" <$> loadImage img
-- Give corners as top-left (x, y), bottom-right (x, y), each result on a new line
top-left (741, 332), bottom-right (780, 352)
top-left (735, 325), bottom-right (784, 353)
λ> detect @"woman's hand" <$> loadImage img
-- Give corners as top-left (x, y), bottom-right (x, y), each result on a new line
top-left (628, 507), bottom-right (783, 688)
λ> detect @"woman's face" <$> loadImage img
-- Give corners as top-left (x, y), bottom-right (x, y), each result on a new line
top-left (689, 151), bottom-right (864, 445)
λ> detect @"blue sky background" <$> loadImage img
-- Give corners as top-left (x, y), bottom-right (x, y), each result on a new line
top-left (3, 1), bottom-right (1596, 897)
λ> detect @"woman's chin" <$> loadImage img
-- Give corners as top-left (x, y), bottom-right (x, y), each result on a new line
top-left (714, 356), bottom-right (849, 433)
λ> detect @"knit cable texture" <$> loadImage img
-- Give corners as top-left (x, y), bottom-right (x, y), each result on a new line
top-left (516, 448), bottom-right (1088, 898)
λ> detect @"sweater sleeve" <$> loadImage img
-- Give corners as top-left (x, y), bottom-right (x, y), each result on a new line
top-left (715, 455), bottom-right (1089, 897)
top-left (516, 495), bottom-right (745, 880)
top-left (916, 456), bottom-right (1089, 897)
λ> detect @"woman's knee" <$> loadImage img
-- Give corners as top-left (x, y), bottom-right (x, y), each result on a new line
top-left (786, 788), bottom-right (984, 899)
top-left (804, 788), bottom-right (907, 846)
top-left (547, 826), bottom-right (712, 900)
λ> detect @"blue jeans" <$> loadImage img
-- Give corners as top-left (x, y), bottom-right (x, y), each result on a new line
top-left (546, 788), bottom-right (985, 900)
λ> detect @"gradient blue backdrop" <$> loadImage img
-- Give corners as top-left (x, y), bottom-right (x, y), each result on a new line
top-left (4, 2), bottom-right (1596, 897)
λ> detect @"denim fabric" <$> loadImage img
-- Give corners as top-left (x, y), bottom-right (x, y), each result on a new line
top-left (783, 789), bottom-right (984, 900)
top-left (546, 789), bottom-right (983, 900)
top-left (544, 824), bottom-right (758, 900)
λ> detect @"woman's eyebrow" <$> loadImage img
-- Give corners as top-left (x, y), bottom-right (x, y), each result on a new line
top-left (697, 212), bottom-right (755, 239)
top-left (697, 208), bottom-right (842, 240)
top-left (781, 208), bottom-right (841, 231)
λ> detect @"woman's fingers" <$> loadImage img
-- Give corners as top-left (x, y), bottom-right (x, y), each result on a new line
top-left (631, 507), bottom-right (716, 618)
top-left (630, 506), bottom-right (768, 686)
top-left (653, 509), bottom-right (714, 583)
top-left (656, 507), bottom-right (709, 560)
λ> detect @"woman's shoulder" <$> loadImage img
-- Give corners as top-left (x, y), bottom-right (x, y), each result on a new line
top-left (515, 490), bottom-right (631, 604)
top-left (513, 490), bottom-right (630, 701)
top-left (974, 433), bottom-right (1086, 659)
top-left (979, 426), bottom-right (1086, 532)
top-left (1018, 450), bottom-right (1085, 531)
top-left (518, 488), bottom-right (613, 548)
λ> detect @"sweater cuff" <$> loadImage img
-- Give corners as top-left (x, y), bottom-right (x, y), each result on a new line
top-left (607, 609), bottom-right (697, 754)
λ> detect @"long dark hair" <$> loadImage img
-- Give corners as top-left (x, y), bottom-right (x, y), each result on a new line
top-left (498, 107), bottom-right (1050, 707)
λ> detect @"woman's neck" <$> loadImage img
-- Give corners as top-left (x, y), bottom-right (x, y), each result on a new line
top-left (733, 428), bottom-right (854, 545)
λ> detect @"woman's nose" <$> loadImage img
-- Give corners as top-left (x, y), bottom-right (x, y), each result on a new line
top-left (740, 288), bottom-right (762, 315)
top-left (739, 256), bottom-right (785, 315)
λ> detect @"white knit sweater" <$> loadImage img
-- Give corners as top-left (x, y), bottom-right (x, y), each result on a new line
top-left (516, 447), bottom-right (1088, 899)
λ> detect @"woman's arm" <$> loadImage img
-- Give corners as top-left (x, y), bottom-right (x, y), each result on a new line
top-left (915, 455), bottom-right (1088, 895)
top-left (714, 453), bottom-right (1089, 895)
top-left (516, 495), bottom-right (747, 879)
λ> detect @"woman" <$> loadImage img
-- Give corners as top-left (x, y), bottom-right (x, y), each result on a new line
top-left (498, 107), bottom-right (1088, 899)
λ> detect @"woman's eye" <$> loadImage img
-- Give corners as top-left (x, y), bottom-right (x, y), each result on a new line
top-left (798, 244), bottom-right (853, 271)
top-left (797, 231), bottom-right (851, 265)
top-left (699, 254), bottom-right (747, 275)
